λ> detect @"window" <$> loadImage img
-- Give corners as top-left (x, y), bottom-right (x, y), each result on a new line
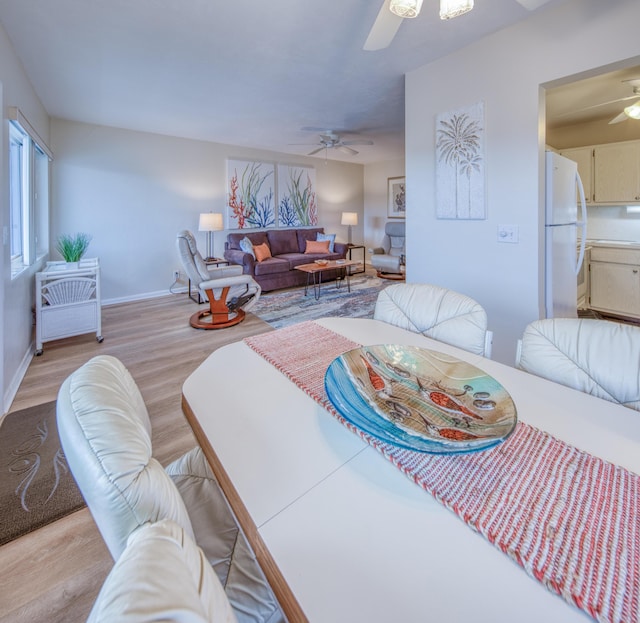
top-left (8, 109), bottom-right (51, 278)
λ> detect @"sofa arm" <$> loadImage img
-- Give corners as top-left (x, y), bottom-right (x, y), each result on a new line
top-left (333, 242), bottom-right (348, 258)
top-left (224, 249), bottom-right (255, 274)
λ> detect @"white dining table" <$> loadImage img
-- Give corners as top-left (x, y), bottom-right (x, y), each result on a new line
top-left (181, 317), bottom-right (640, 623)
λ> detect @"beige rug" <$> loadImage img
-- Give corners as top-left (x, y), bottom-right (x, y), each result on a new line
top-left (0, 401), bottom-right (85, 545)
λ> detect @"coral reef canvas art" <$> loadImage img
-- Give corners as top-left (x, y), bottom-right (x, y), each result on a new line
top-left (277, 165), bottom-right (317, 227)
top-left (227, 159), bottom-right (276, 229)
top-left (436, 101), bottom-right (485, 220)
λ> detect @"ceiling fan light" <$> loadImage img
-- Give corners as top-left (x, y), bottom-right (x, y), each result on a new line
top-left (389, 0), bottom-right (424, 19)
top-left (624, 102), bottom-right (640, 120)
top-left (439, 0), bottom-right (474, 20)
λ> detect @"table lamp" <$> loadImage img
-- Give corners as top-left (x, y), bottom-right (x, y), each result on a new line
top-left (341, 212), bottom-right (358, 245)
top-left (199, 212), bottom-right (224, 260)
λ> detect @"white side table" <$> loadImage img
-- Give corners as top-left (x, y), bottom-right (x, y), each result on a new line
top-left (35, 258), bottom-right (103, 355)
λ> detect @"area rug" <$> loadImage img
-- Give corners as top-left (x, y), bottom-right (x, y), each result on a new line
top-left (251, 270), bottom-right (389, 329)
top-left (0, 401), bottom-right (85, 545)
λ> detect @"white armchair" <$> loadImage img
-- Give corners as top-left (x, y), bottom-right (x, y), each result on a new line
top-left (56, 355), bottom-right (283, 623)
top-left (374, 283), bottom-right (493, 357)
top-left (177, 230), bottom-right (261, 329)
top-left (370, 221), bottom-right (405, 279)
top-left (516, 318), bottom-right (640, 411)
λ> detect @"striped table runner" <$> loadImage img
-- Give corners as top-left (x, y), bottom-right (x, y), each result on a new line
top-left (245, 321), bottom-right (640, 623)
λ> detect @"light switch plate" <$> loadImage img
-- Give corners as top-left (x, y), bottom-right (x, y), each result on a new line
top-left (497, 224), bottom-right (519, 243)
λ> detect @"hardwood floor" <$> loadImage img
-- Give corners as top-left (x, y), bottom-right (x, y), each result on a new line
top-left (0, 293), bottom-right (273, 623)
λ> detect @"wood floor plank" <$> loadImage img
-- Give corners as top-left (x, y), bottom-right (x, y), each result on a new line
top-left (0, 293), bottom-right (273, 622)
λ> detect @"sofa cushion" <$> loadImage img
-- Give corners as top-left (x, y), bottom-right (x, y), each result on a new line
top-left (239, 236), bottom-right (255, 258)
top-left (253, 242), bottom-right (272, 262)
top-left (316, 232), bottom-right (336, 252)
top-left (226, 231), bottom-right (268, 251)
top-left (253, 257), bottom-right (290, 276)
top-left (266, 229), bottom-right (298, 256)
top-left (304, 239), bottom-right (330, 254)
top-left (296, 228), bottom-right (324, 252)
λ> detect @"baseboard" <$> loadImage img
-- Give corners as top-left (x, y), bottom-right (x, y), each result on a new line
top-left (3, 346), bottom-right (34, 414)
top-left (102, 286), bottom-right (187, 306)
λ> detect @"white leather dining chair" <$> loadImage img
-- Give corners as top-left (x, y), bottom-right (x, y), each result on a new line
top-left (373, 282), bottom-right (493, 357)
top-left (87, 519), bottom-right (237, 623)
top-left (57, 354), bottom-right (283, 623)
top-left (516, 317), bottom-right (640, 411)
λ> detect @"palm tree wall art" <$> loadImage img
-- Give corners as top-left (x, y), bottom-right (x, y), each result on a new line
top-left (436, 101), bottom-right (485, 219)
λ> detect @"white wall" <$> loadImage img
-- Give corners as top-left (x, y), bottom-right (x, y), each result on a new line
top-left (51, 119), bottom-right (364, 302)
top-left (364, 159), bottom-right (405, 259)
top-left (405, 0), bottom-right (640, 364)
top-left (0, 21), bottom-right (50, 412)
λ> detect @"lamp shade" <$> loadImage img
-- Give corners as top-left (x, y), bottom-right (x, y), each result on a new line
top-left (198, 212), bottom-right (223, 232)
top-left (341, 212), bottom-right (358, 226)
top-left (389, 0), bottom-right (423, 18)
top-left (439, 0), bottom-right (473, 20)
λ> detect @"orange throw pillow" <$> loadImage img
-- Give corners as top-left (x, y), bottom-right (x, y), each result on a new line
top-left (304, 239), bottom-right (331, 254)
top-left (253, 242), bottom-right (272, 262)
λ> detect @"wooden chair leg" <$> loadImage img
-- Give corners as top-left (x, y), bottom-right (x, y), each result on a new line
top-left (189, 287), bottom-right (246, 330)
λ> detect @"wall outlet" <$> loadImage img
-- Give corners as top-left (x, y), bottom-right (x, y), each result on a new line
top-left (173, 270), bottom-right (180, 280)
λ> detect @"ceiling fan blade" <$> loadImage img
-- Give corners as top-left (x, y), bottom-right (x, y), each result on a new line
top-left (609, 111), bottom-right (630, 125)
top-left (337, 145), bottom-right (359, 156)
top-left (515, 0), bottom-right (552, 9)
top-left (307, 147), bottom-right (326, 156)
top-left (554, 95), bottom-right (640, 118)
top-left (342, 140), bottom-right (374, 146)
top-left (364, 0), bottom-right (403, 51)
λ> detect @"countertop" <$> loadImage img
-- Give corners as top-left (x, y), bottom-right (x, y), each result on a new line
top-left (587, 238), bottom-right (640, 249)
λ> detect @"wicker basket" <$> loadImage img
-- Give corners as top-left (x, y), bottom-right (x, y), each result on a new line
top-left (42, 278), bottom-right (96, 306)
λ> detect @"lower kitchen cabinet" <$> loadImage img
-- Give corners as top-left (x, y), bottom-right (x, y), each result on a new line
top-left (589, 245), bottom-right (640, 319)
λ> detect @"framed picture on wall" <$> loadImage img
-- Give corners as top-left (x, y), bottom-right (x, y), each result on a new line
top-left (388, 177), bottom-right (406, 219)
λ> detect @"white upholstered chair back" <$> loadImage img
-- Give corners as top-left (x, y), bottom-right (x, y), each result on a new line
top-left (57, 355), bottom-right (284, 623)
top-left (56, 355), bottom-right (195, 560)
top-left (87, 519), bottom-right (237, 623)
top-left (374, 283), bottom-right (493, 357)
top-left (516, 318), bottom-right (640, 411)
top-left (177, 229), bottom-right (212, 285)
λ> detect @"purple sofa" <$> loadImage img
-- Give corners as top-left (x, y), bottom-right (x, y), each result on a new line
top-left (224, 228), bottom-right (348, 292)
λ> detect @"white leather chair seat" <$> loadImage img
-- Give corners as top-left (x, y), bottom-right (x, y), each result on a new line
top-left (57, 355), bottom-right (283, 623)
top-left (516, 318), bottom-right (640, 411)
top-left (374, 283), bottom-right (492, 357)
top-left (87, 519), bottom-right (237, 623)
top-left (371, 221), bottom-right (405, 276)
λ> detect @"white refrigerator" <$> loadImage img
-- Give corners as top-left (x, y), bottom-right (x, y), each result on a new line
top-left (544, 151), bottom-right (587, 318)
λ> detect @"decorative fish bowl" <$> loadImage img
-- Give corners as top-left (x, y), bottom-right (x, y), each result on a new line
top-left (324, 345), bottom-right (517, 454)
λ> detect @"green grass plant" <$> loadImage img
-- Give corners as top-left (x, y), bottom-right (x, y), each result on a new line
top-left (56, 232), bottom-right (92, 262)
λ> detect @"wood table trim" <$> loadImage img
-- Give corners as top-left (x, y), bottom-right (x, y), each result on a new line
top-left (181, 394), bottom-right (308, 622)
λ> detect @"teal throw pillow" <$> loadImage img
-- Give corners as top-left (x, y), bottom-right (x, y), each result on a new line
top-left (316, 233), bottom-right (336, 253)
top-left (239, 236), bottom-right (255, 258)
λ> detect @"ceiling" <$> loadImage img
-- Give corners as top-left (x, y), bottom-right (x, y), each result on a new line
top-left (0, 0), bottom-right (573, 164)
top-left (546, 64), bottom-right (640, 130)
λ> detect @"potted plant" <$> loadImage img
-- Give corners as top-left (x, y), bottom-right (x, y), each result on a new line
top-left (56, 232), bottom-right (92, 268)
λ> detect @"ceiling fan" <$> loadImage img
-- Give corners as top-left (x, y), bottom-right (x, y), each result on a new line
top-left (292, 130), bottom-right (374, 156)
top-left (363, 0), bottom-right (553, 51)
top-left (609, 80), bottom-right (640, 124)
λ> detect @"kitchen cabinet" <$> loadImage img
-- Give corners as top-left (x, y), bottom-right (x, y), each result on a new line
top-left (560, 146), bottom-right (593, 204)
top-left (560, 140), bottom-right (640, 205)
top-left (589, 245), bottom-right (640, 319)
top-left (593, 141), bottom-right (640, 204)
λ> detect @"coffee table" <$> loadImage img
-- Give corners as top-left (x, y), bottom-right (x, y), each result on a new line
top-left (294, 259), bottom-right (362, 300)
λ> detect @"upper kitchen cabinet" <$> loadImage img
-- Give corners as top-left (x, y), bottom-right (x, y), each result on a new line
top-left (594, 140), bottom-right (640, 204)
top-left (560, 140), bottom-right (640, 205)
top-left (560, 146), bottom-right (593, 204)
